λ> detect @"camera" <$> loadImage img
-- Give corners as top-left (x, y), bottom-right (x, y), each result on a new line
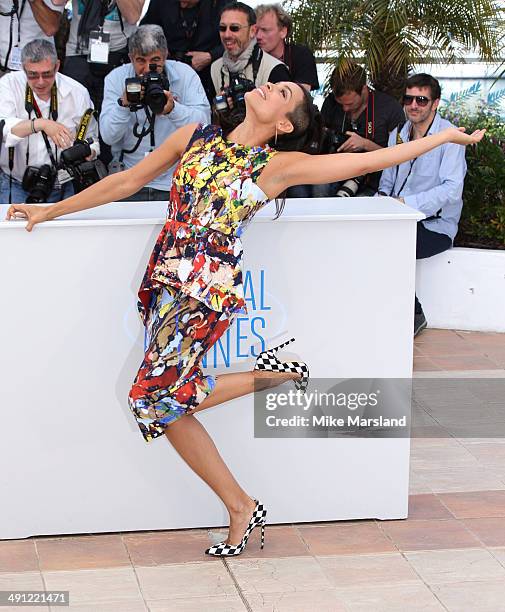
top-left (124, 63), bottom-right (170, 114)
top-left (60, 138), bottom-right (107, 193)
top-left (321, 130), bottom-right (350, 154)
top-left (213, 74), bottom-right (255, 115)
top-left (171, 51), bottom-right (193, 66)
top-left (22, 164), bottom-right (56, 203)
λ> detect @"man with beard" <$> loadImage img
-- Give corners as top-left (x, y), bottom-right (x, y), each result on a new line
top-left (378, 73), bottom-right (468, 336)
top-left (210, 1), bottom-right (290, 98)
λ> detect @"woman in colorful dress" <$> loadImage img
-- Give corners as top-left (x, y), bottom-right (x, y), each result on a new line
top-left (6, 81), bottom-right (484, 556)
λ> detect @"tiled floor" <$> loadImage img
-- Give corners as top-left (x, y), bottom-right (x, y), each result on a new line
top-left (1, 330), bottom-right (504, 611)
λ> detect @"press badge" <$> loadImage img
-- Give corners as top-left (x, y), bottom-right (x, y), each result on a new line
top-left (88, 30), bottom-right (110, 64)
top-left (7, 46), bottom-right (22, 71)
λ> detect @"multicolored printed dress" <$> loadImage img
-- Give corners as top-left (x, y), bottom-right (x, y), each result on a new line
top-left (128, 123), bottom-right (277, 442)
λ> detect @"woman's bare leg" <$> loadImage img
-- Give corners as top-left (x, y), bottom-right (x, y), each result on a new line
top-left (166, 370), bottom-right (297, 545)
top-left (187, 369), bottom-right (299, 414)
top-left (165, 414), bottom-right (256, 545)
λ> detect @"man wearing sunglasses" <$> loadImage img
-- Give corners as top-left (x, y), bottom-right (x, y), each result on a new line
top-left (210, 1), bottom-right (290, 98)
top-left (378, 73), bottom-right (467, 336)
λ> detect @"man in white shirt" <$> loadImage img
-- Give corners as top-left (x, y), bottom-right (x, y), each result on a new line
top-left (0, 39), bottom-right (99, 204)
top-left (0, 0), bottom-right (64, 75)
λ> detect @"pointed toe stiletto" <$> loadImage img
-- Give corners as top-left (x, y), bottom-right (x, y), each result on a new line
top-left (205, 500), bottom-right (267, 557)
top-left (254, 337), bottom-right (310, 393)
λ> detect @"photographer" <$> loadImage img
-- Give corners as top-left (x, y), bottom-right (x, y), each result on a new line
top-left (51, 0), bottom-right (146, 113)
top-left (0, 39), bottom-right (100, 204)
top-left (100, 24), bottom-right (210, 201)
top-left (0, 0), bottom-right (64, 75)
top-left (210, 2), bottom-right (290, 98)
top-left (318, 62), bottom-right (404, 197)
top-left (141, 0), bottom-right (228, 103)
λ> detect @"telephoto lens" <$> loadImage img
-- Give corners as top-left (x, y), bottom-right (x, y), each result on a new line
top-left (336, 178), bottom-right (362, 197)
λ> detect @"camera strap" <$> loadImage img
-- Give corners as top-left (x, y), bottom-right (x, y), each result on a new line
top-left (24, 83), bottom-right (59, 169)
top-left (0, 118), bottom-right (14, 204)
top-left (251, 44), bottom-right (262, 83)
top-left (342, 90), bottom-right (375, 140)
top-left (75, 108), bottom-right (95, 143)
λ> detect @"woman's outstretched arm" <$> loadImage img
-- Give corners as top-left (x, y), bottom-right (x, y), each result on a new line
top-left (260, 127), bottom-right (485, 199)
top-left (5, 123), bottom-right (198, 231)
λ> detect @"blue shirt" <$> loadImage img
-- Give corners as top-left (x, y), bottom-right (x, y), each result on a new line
top-left (378, 113), bottom-right (467, 241)
top-left (100, 60), bottom-right (210, 191)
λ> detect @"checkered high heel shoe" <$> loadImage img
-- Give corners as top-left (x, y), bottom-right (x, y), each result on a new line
top-left (254, 337), bottom-right (310, 393)
top-left (205, 500), bottom-right (267, 557)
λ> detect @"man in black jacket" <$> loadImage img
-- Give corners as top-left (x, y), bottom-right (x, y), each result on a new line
top-left (255, 3), bottom-right (318, 92)
top-left (319, 62), bottom-right (404, 196)
top-left (141, 0), bottom-right (228, 102)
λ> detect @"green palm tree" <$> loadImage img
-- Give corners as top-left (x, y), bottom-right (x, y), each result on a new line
top-left (286, 0), bottom-right (504, 98)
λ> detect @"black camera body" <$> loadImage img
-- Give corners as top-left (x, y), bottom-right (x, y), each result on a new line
top-left (213, 74), bottom-right (255, 114)
top-left (22, 164), bottom-right (56, 203)
top-left (124, 63), bottom-right (170, 114)
top-left (321, 124), bottom-right (361, 154)
top-left (60, 138), bottom-right (107, 193)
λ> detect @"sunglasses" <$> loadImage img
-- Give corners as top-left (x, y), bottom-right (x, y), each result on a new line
top-left (402, 95), bottom-right (431, 107)
top-left (25, 68), bottom-right (56, 80)
top-left (219, 23), bottom-right (249, 32)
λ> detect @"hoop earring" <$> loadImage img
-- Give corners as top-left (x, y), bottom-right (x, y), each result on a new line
top-left (274, 125), bottom-right (278, 145)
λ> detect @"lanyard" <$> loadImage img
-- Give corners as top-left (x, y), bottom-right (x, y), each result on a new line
top-left (390, 114), bottom-right (436, 197)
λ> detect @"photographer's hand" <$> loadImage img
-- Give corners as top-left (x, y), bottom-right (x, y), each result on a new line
top-left (187, 51), bottom-right (212, 72)
top-left (338, 132), bottom-right (381, 153)
top-left (37, 119), bottom-right (73, 149)
top-left (120, 89), bottom-right (130, 108)
top-left (161, 91), bottom-right (175, 115)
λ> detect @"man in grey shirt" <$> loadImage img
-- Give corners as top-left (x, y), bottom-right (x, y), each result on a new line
top-left (379, 73), bottom-right (467, 336)
top-left (100, 24), bottom-right (210, 201)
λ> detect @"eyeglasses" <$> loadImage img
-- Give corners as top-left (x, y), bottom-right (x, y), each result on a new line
top-left (402, 95), bottom-right (431, 107)
top-left (219, 23), bottom-right (249, 32)
top-left (25, 69), bottom-right (56, 80)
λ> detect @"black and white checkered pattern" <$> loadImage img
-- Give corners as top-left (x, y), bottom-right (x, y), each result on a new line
top-left (254, 337), bottom-right (310, 393)
top-left (205, 500), bottom-right (267, 557)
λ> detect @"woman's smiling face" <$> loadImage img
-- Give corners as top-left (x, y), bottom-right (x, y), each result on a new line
top-left (244, 81), bottom-right (305, 134)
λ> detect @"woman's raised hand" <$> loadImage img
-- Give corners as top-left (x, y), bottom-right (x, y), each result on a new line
top-left (446, 127), bottom-right (486, 146)
top-left (5, 204), bottom-right (49, 232)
